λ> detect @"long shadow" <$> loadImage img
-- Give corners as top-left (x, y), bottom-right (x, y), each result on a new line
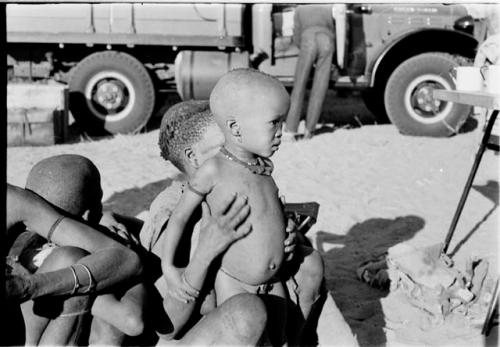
top-left (449, 180), bottom-right (498, 257)
top-left (103, 175), bottom-right (182, 217)
top-left (315, 215), bottom-right (425, 346)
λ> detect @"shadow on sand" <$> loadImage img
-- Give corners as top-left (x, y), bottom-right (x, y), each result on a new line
top-left (315, 215), bottom-right (425, 346)
top-left (448, 180), bottom-right (498, 258)
top-left (103, 176), bottom-right (182, 217)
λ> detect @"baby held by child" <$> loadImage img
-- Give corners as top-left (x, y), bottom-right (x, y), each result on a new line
top-left (161, 69), bottom-right (290, 338)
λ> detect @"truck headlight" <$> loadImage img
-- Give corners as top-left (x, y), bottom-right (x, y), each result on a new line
top-left (454, 15), bottom-right (474, 35)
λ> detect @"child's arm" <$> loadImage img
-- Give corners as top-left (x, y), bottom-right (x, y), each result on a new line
top-left (158, 195), bottom-right (252, 341)
top-left (161, 163), bottom-right (215, 303)
top-left (161, 188), bottom-right (204, 303)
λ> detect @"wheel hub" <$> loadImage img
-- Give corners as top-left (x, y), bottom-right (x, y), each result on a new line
top-left (404, 74), bottom-right (453, 124)
top-left (95, 81), bottom-right (124, 111)
top-left (84, 70), bottom-right (136, 122)
top-left (413, 83), bottom-right (442, 114)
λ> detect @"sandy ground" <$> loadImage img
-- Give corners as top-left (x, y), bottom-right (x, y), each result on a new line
top-left (6, 94), bottom-right (499, 346)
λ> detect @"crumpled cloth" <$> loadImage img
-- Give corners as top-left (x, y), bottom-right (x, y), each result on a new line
top-left (474, 34), bottom-right (500, 66)
top-left (386, 243), bottom-right (492, 323)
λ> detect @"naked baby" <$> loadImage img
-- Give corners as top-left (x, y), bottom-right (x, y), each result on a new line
top-left (161, 68), bottom-right (290, 344)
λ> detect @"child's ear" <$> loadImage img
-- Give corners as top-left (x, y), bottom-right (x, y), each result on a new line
top-left (184, 147), bottom-right (200, 168)
top-left (226, 120), bottom-right (242, 142)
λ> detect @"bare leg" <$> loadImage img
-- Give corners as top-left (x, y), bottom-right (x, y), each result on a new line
top-left (89, 283), bottom-right (146, 345)
top-left (286, 29), bottom-right (317, 134)
top-left (305, 31), bottom-right (334, 138)
top-left (259, 282), bottom-right (289, 347)
top-left (89, 317), bottom-right (126, 346)
top-left (180, 293), bottom-right (267, 345)
top-left (21, 246), bottom-right (93, 345)
top-left (286, 245), bottom-right (325, 345)
top-left (215, 270), bottom-right (288, 347)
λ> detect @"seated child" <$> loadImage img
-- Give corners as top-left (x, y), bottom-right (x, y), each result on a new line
top-left (161, 68), bottom-right (290, 342)
top-left (151, 98), bottom-right (326, 345)
top-left (18, 154), bottom-right (145, 345)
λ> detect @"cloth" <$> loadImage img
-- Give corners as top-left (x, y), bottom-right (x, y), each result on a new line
top-left (139, 182), bottom-right (183, 254)
top-left (286, 5), bottom-right (335, 135)
top-left (8, 231), bottom-right (55, 273)
top-left (385, 243), bottom-right (491, 321)
top-left (32, 243), bottom-right (58, 269)
top-left (218, 266), bottom-right (278, 295)
top-left (474, 34), bottom-right (500, 66)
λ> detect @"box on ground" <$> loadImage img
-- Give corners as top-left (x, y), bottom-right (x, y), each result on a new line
top-left (7, 83), bottom-right (68, 146)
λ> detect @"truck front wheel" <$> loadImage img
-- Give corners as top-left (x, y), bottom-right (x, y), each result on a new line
top-left (69, 51), bottom-right (155, 135)
top-left (384, 52), bottom-right (470, 137)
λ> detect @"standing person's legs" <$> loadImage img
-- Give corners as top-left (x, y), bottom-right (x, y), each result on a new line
top-left (285, 30), bottom-right (318, 134)
top-left (21, 246), bottom-right (93, 346)
top-left (304, 31), bottom-right (334, 138)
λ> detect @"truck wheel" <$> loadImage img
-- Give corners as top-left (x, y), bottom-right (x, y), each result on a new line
top-left (69, 51), bottom-right (155, 135)
top-left (384, 52), bottom-right (470, 137)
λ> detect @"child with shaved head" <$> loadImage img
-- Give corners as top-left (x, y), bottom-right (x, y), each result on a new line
top-left (12, 154), bottom-right (147, 346)
top-left (161, 68), bottom-right (290, 345)
top-left (25, 154), bottom-right (104, 222)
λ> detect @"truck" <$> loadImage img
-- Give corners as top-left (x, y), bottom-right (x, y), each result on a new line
top-left (6, 3), bottom-right (480, 136)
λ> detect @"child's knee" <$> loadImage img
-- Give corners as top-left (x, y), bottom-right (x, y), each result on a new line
top-left (89, 317), bottom-right (127, 345)
top-left (296, 249), bottom-right (324, 299)
top-left (117, 304), bottom-right (144, 336)
top-left (224, 294), bottom-right (267, 341)
top-left (38, 246), bottom-right (89, 272)
top-left (305, 249), bottom-right (324, 279)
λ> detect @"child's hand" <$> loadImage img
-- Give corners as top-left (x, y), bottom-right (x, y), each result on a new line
top-left (164, 266), bottom-right (199, 303)
top-left (196, 193), bottom-right (252, 261)
top-left (284, 218), bottom-right (297, 261)
top-left (100, 211), bottom-right (140, 248)
top-left (281, 194), bottom-right (297, 261)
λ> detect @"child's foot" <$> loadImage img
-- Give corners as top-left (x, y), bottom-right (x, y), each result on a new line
top-left (303, 129), bottom-right (314, 140)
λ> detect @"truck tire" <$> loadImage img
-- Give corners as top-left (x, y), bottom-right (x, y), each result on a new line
top-left (69, 51), bottom-right (155, 135)
top-left (384, 52), bottom-right (470, 137)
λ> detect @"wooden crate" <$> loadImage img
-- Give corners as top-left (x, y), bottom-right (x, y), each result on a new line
top-left (7, 83), bottom-right (68, 146)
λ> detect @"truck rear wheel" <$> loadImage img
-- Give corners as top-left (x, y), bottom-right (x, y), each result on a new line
top-left (384, 52), bottom-right (470, 137)
top-left (69, 51), bottom-right (155, 135)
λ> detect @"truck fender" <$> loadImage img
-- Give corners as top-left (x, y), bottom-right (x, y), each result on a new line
top-left (368, 28), bottom-right (477, 87)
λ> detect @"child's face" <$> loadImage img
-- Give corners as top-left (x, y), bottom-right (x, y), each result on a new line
top-left (237, 87), bottom-right (289, 158)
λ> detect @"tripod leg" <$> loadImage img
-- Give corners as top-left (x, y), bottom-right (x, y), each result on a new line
top-left (441, 110), bottom-right (499, 255)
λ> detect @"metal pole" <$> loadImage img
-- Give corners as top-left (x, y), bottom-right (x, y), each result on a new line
top-left (442, 109), bottom-right (499, 254)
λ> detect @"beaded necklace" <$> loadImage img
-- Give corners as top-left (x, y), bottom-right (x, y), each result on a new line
top-left (219, 147), bottom-right (273, 176)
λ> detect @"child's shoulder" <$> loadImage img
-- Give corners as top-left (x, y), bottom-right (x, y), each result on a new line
top-left (192, 155), bottom-right (226, 185)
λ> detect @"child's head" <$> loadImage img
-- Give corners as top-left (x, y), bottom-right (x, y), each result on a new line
top-left (25, 154), bottom-right (103, 224)
top-left (209, 68), bottom-right (290, 158)
top-left (159, 100), bottom-right (224, 176)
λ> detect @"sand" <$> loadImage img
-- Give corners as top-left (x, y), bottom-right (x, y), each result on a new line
top-left (7, 121), bottom-right (499, 346)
